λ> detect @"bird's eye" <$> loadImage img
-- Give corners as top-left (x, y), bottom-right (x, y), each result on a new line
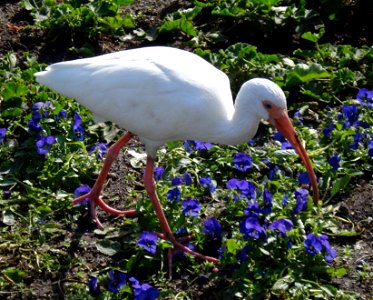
top-left (263, 103), bottom-right (272, 110)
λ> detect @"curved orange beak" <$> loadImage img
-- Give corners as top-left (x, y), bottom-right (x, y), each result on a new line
top-left (269, 108), bottom-right (319, 204)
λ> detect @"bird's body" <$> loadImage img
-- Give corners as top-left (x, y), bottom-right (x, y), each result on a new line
top-left (35, 47), bottom-right (282, 155)
top-left (35, 46), bottom-right (318, 271)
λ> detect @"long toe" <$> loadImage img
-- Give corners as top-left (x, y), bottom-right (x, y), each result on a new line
top-left (173, 240), bottom-right (220, 264)
top-left (96, 196), bottom-right (137, 216)
top-left (72, 192), bottom-right (137, 229)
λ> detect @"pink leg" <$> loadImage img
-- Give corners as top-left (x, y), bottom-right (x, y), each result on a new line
top-left (73, 132), bottom-right (137, 228)
top-left (144, 156), bottom-right (219, 271)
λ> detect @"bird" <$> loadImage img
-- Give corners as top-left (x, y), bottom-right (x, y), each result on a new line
top-left (35, 46), bottom-right (319, 266)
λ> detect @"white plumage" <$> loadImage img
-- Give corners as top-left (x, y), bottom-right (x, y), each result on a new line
top-left (35, 46), bottom-right (318, 267)
top-left (35, 46), bottom-right (286, 156)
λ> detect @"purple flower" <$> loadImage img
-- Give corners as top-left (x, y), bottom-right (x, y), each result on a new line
top-left (30, 111), bottom-right (41, 122)
top-left (226, 178), bottom-right (256, 200)
top-left (56, 109), bottom-right (67, 121)
top-left (356, 88), bottom-right (373, 109)
top-left (74, 184), bottom-right (91, 206)
top-left (226, 178), bottom-right (248, 190)
top-left (32, 101), bottom-right (51, 112)
top-left (281, 195), bottom-right (289, 206)
top-left (268, 165), bottom-right (279, 180)
top-left (88, 276), bottom-right (101, 296)
top-left (138, 231), bottom-right (158, 255)
top-left (342, 105), bottom-right (359, 128)
top-left (129, 277), bottom-right (160, 300)
top-left (171, 177), bottom-right (183, 186)
top-left (3, 190), bottom-right (11, 199)
top-left (281, 141), bottom-right (293, 150)
top-left (107, 270), bottom-right (126, 293)
top-left (294, 110), bottom-right (303, 125)
top-left (236, 245), bottom-right (251, 262)
top-left (28, 112), bottom-right (42, 132)
top-left (244, 201), bottom-right (261, 216)
top-left (292, 188), bottom-right (309, 214)
top-left (261, 189), bottom-right (273, 214)
top-left (72, 112), bottom-right (85, 141)
top-left (154, 167), bottom-right (165, 180)
top-left (199, 176), bottom-right (216, 193)
top-left (274, 132), bottom-right (285, 143)
top-left (239, 215), bottom-right (267, 240)
top-left (36, 135), bottom-right (56, 155)
top-left (166, 187), bottom-right (181, 202)
top-left (184, 140), bottom-right (213, 151)
top-left (183, 172), bottom-right (192, 185)
top-left (319, 234), bottom-right (337, 263)
top-left (182, 198), bottom-right (201, 216)
top-left (0, 128), bottom-right (6, 143)
top-left (304, 233), bottom-right (323, 256)
top-left (89, 143), bottom-right (107, 160)
top-left (232, 152), bottom-right (253, 172)
top-left (28, 120), bottom-right (41, 132)
top-left (329, 153), bottom-right (341, 171)
top-left (176, 227), bottom-right (188, 236)
top-left (323, 125), bottom-right (334, 139)
top-left (32, 102), bottom-right (45, 111)
top-left (350, 132), bottom-right (362, 150)
top-left (304, 233), bottom-right (337, 263)
top-left (74, 184), bottom-right (91, 196)
top-left (298, 172), bottom-right (310, 185)
top-left (203, 218), bottom-right (222, 239)
top-left (28, 102), bottom-right (52, 132)
top-left (275, 128), bottom-right (292, 150)
top-left (199, 177), bottom-right (212, 186)
top-left (368, 140), bottom-right (373, 157)
top-left (269, 218), bottom-right (293, 236)
top-left (262, 158), bottom-right (279, 180)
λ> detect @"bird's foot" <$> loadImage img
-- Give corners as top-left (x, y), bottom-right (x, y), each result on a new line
top-left (155, 232), bottom-right (219, 278)
top-left (72, 193), bottom-right (137, 229)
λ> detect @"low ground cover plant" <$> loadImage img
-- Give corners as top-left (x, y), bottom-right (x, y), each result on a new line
top-left (0, 0), bottom-right (372, 299)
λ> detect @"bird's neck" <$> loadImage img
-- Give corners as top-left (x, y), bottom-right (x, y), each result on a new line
top-left (215, 96), bottom-right (260, 146)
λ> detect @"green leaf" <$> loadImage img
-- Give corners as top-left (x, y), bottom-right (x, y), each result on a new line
top-left (226, 239), bottom-right (240, 254)
top-left (2, 267), bottom-right (28, 282)
top-left (271, 274), bottom-right (295, 295)
top-left (159, 18), bottom-right (198, 37)
top-left (335, 230), bottom-right (360, 237)
top-left (320, 284), bottom-right (337, 296)
top-left (273, 149), bottom-right (297, 157)
top-left (327, 267), bottom-right (348, 277)
top-left (286, 63), bottom-right (330, 88)
top-left (259, 247), bottom-right (270, 256)
top-left (301, 28), bottom-right (325, 43)
top-left (21, 0), bottom-right (36, 11)
top-left (0, 179), bottom-right (17, 187)
top-left (2, 83), bottom-right (28, 101)
top-left (330, 175), bottom-right (351, 199)
top-left (96, 240), bottom-right (121, 256)
top-left (2, 107), bottom-right (24, 118)
top-left (2, 212), bottom-right (15, 226)
top-left (113, 0), bottom-right (134, 5)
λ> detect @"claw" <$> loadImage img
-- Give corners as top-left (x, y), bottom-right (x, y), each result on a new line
top-left (72, 192), bottom-right (137, 226)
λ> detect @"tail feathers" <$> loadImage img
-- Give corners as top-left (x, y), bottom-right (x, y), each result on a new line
top-left (34, 64), bottom-right (90, 99)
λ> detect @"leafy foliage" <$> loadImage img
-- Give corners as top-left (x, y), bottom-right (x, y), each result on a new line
top-left (1, 0), bottom-right (372, 299)
top-left (21, 0), bottom-right (135, 53)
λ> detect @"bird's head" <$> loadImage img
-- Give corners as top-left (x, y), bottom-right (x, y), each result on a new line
top-left (242, 78), bottom-right (319, 203)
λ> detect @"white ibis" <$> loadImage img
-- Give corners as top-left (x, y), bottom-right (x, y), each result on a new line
top-left (35, 46), bottom-right (319, 265)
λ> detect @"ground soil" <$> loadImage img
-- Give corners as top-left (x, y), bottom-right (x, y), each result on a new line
top-left (0, 0), bottom-right (372, 299)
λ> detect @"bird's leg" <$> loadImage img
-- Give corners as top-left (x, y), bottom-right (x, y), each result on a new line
top-left (72, 132), bottom-right (137, 228)
top-left (144, 156), bottom-right (219, 273)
